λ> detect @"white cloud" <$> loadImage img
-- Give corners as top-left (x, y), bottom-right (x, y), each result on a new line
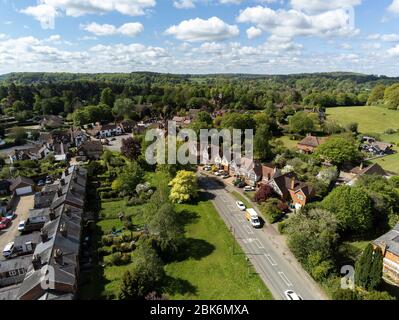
top-left (369, 33), bottom-right (399, 42)
top-left (237, 6), bottom-right (358, 40)
top-left (246, 26), bottom-right (262, 39)
top-left (173, 0), bottom-right (195, 9)
top-left (291, 0), bottom-right (361, 13)
top-left (388, 44), bottom-right (399, 56)
top-left (165, 17), bottom-right (239, 42)
top-left (82, 22), bottom-right (143, 37)
top-left (388, 0), bottom-right (399, 14)
top-left (20, 0), bottom-right (156, 29)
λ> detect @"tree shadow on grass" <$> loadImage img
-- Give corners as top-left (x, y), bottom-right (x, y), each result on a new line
top-left (177, 209), bottom-right (200, 227)
top-left (174, 238), bottom-right (215, 262)
top-left (162, 275), bottom-right (198, 297)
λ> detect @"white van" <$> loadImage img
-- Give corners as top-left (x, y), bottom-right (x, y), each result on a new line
top-left (245, 208), bottom-right (261, 228)
top-left (3, 242), bottom-right (15, 259)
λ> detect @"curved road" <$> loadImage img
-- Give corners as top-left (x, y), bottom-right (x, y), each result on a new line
top-left (200, 176), bottom-right (327, 300)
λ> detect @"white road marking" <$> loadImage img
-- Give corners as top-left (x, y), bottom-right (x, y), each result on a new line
top-left (236, 215), bottom-right (245, 223)
top-left (221, 196), bottom-right (228, 203)
top-left (227, 205), bottom-right (235, 211)
top-left (265, 254), bottom-right (277, 266)
top-left (254, 239), bottom-right (264, 249)
top-left (244, 225), bottom-right (254, 234)
top-left (278, 272), bottom-right (292, 286)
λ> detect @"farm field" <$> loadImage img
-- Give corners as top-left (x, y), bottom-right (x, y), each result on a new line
top-left (327, 106), bottom-right (399, 174)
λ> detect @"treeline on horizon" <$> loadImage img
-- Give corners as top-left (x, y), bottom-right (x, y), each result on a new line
top-left (1, 71), bottom-right (399, 124)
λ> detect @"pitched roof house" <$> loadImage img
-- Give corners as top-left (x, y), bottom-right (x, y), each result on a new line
top-left (338, 163), bottom-right (388, 186)
top-left (16, 166), bottom-right (87, 300)
top-left (297, 135), bottom-right (322, 154)
top-left (238, 157), bottom-right (262, 187)
top-left (373, 224), bottom-right (399, 285)
top-left (77, 140), bottom-right (103, 160)
top-left (267, 173), bottom-right (315, 209)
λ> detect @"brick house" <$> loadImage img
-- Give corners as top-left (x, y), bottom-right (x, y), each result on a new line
top-left (373, 224), bottom-right (399, 286)
top-left (267, 173), bottom-right (315, 210)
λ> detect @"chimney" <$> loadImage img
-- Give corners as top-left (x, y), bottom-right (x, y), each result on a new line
top-left (65, 207), bottom-right (71, 217)
top-left (60, 223), bottom-right (67, 237)
top-left (57, 188), bottom-right (62, 197)
top-left (49, 208), bottom-right (56, 221)
top-left (32, 255), bottom-right (42, 271)
top-left (40, 230), bottom-right (49, 242)
top-left (60, 142), bottom-right (64, 155)
top-left (380, 241), bottom-right (387, 256)
top-left (60, 178), bottom-right (65, 186)
top-left (53, 249), bottom-right (64, 265)
top-left (290, 177), bottom-right (295, 190)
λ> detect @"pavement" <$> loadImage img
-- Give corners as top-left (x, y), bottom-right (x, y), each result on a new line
top-left (0, 194), bottom-right (34, 261)
top-left (199, 175), bottom-right (327, 301)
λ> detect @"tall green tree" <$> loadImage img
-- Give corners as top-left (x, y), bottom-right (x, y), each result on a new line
top-left (322, 186), bottom-right (373, 234)
top-left (355, 244), bottom-right (383, 291)
top-left (100, 88), bottom-right (115, 108)
top-left (254, 124), bottom-right (273, 161)
top-left (315, 136), bottom-right (360, 166)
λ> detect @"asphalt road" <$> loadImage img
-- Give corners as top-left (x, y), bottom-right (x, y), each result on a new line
top-left (199, 176), bottom-right (326, 301)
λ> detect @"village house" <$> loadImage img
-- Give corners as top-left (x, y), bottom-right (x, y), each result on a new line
top-left (119, 119), bottom-right (136, 133)
top-left (267, 173), bottom-right (315, 210)
top-left (0, 256), bottom-right (32, 289)
top-left (40, 115), bottom-right (64, 129)
top-left (69, 128), bottom-right (88, 148)
top-left (10, 177), bottom-right (35, 196)
top-left (260, 164), bottom-right (280, 185)
top-left (77, 140), bottom-right (103, 160)
top-left (373, 224), bottom-right (399, 286)
top-left (337, 163), bottom-right (388, 186)
top-left (87, 123), bottom-right (123, 138)
top-left (238, 157), bottom-right (263, 187)
top-left (361, 136), bottom-right (394, 156)
top-left (297, 135), bottom-right (323, 154)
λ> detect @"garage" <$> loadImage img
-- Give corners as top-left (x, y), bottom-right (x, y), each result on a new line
top-left (10, 177), bottom-right (35, 196)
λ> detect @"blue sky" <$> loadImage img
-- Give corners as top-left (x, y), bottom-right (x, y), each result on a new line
top-left (1, 0), bottom-right (399, 75)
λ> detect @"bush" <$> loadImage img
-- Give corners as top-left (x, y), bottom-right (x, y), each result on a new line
top-left (277, 220), bottom-right (288, 234)
top-left (260, 198), bottom-right (285, 224)
top-left (107, 252), bottom-right (131, 266)
top-left (389, 176), bottom-right (399, 188)
top-left (101, 235), bottom-right (114, 246)
top-left (127, 197), bottom-right (145, 206)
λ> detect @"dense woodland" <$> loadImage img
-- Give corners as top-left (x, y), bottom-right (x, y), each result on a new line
top-left (1, 72), bottom-right (399, 124)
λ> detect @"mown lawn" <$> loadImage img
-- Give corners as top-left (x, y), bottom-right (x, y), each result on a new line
top-left (80, 197), bottom-right (272, 300)
top-left (164, 195), bottom-right (272, 300)
top-left (276, 135), bottom-right (300, 150)
top-left (327, 106), bottom-right (399, 174)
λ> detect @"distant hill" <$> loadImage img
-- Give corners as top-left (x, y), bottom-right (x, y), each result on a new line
top-left (1, 71), bottom-right (399, 85)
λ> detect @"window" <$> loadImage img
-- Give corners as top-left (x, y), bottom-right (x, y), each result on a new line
top-left (8, 270), bottom-right (17, 277)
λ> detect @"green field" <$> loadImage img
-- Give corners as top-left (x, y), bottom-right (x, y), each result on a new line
top-left (165, 196), bottom-right (272, 300)
top-left (80, 197), bottom-right (272, 300)
top-left (327, 106), bottom-right (399, 174)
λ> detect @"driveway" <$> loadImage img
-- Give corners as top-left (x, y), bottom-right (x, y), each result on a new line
top-left (0, 194), bottom-right (34, 260)
top-left (100, 134), bottom-right (132, 153)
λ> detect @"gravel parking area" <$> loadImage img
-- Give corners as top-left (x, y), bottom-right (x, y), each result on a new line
top-left (0, 195), bottom-right (34, 260)
top-left (103, 134), bottom-right (132, 153)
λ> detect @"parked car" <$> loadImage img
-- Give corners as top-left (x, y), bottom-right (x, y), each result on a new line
top-left (0, 218), bottom-right (11, 230)
top-left (237, 181), bottom-right (246, 188)
top-left (5, 211), bottom-right (16, 220)
top-left (45, 177), bottom-right (52, 185)
top-left (203, 166), bottom-right (212, 171)
top-left (3, 242), bottom-right (14, 259)
top-left (244, 186), bottom-right (255, 192)
top-left (236, 201), bottom-right (246, 211)
top-left (37, 180), bottom-right (45, 187)
top-left (222, 173), bottom-right (230, 179)
top-left (18, 220), bottom-right (26, 232)
top-left (215, 171), bottom-right (223, 176)
top-left (284, 290), bottom-right (302, 301)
